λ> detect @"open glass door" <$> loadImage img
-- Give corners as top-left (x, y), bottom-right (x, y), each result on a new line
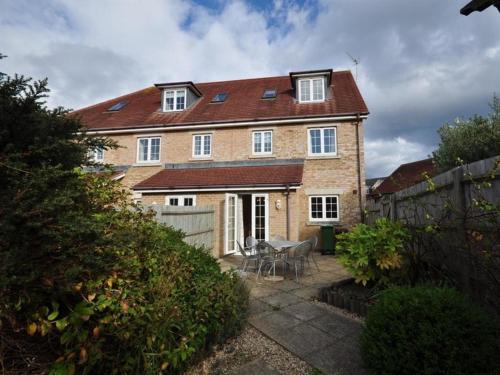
top-left (225, 193), bottom-right (238, 254)
top-left (251, 193), bottom-right (269, 241)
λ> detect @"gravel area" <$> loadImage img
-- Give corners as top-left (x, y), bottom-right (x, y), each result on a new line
top-left (186, 326), bottom-right (314, 375)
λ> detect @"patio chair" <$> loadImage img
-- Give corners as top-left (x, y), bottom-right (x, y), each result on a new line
top-left (256, 241), bottom-right (287, 280)
top-left (237, 240), bottom-right (259, 272)
top-left (285, 240), bottom-right (312, 282)
top-left (245, 236), bottom-right (259, 255)
top-left (306, 236), bottom-right (320, 271)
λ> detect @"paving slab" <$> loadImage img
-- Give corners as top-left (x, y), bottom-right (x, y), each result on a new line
top-left (269, 322), bottom-right (336, 357)
top-left (229, 358), bottom-right (280, 375)
top-left (248, 310), bottom-right (303, 335)
top-left (249, 285), bottom-right (280, 298)
top-left (281, 301), bottom-right (328, 322)
top-left (273, 280), bottom-right (302, 291)
top-left (304, 343), bottom-right (367, 375)
top-left (309, 313), bottom-right (362, 339)
top-left (261, 292), bottom-right (303, 308)
top-left (248, 299), bottom-right (273, 317)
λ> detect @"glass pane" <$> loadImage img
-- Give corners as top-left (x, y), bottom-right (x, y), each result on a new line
top-left (325, 196), bottom-right (338, 218)
top-left (323, 128), bottom-right (335, 153)
top-left (313, 78), bottom-right (323, 101)
top-left (310, 129), bottom-right (321, 154)
top-left (254, 196), bottom-right (266, 241)
top-left (139, 139), bottom-right (148, 161)
top-left (254, 132), bottom-right (262, 153)
top-left (300, 80), bottom-right (310, 101)
top-left (169, 198), bottom-right (179, 206)
top-left (228, 196), bottom-right (236, 251)
top-left (203, 135), bottom-right (211, 155)
top-left (176, 90), bottom-right (185, 110)
top-left (96, 148), bottom-right (103, 160)
top-left (150, 138), bottom-right (160, 161)
top-left (194, 135), bottom-right (202, 155)
top-left (184, 197), bottom-right (193, 206)
top-left (264, 131), bottom-right (272, 153)
top-left (165, 91), bottom-right (174, 111)
top-left (311, 197), bottom-right (323, 219)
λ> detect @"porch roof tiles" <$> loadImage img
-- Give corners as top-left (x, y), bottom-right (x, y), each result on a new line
top-left (133, 163), bottom-right (304, 190)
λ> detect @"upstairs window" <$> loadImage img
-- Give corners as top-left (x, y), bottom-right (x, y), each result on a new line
top-left (193, 134), bottom-right (212, 157)
top-left (298, 77), bottom-right (325, 102)
top-left (137, 137), bottom-right (161, 163)
top-left (107, 101), bottom-right (127, 111)
top-left (262, 89), bottom-right (277, 99)
top-left (211, 93), bottom-right (228, 103)
top-left (253, 130), bottom-right (273, 155)
top-left (164, 89), bottom-right (186, 111)
top-left (308, 127), bottom-right (337, 156)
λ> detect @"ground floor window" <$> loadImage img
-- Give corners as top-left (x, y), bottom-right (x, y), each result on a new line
top-left (309, 195), bottom-right (339, 221)
top-left (165, 195), bottom-right (196, 206)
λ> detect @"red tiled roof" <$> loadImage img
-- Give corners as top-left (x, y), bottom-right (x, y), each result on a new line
top-left (73, 71), bottom-right (368, 131)
top-left (134, 164), bottom-right (304, 190)
top-left (373, 158), bottom-right (436, 195)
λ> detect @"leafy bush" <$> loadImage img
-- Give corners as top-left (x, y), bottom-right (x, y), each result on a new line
top-left (0, 64), bottom-right (248, 373)
top-left (336, 218), bottom-right (409, 286)
top-left (432, 94), bottom-right (500, 172)
top-left (361, 286), bottom-right (500, 375)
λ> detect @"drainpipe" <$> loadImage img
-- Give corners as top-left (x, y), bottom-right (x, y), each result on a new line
top-left (285, 184), bottom-right (290, 239)
top-left (355, 113), bottom-right (364, 223)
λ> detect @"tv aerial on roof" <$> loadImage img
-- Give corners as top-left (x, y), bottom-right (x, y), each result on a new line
top-left (346, 52), bottom-right (360, 82)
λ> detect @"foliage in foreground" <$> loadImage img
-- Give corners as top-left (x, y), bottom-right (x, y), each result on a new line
top-left (336, 218), bottom-right (409, 286)
top-left (0, 65), bottom-right (248, 373)
top-left (361, 286), bottom-right (500, 375)
top-left (432, 94), bottom-right (500, 172)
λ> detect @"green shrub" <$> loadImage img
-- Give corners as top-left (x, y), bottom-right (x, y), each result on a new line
top-left (361, 286), bottom-right (500, 375)
top-left (336, 218), bottom-right (409, 286)
top-left (0, 68), bottom-right (248, 374)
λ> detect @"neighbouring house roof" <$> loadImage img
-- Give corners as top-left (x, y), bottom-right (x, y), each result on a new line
top-left (134, 162), bottom-right (304, 190)
top-left (372, 158), bottom-right (436, 195)
top-left (365, 177), bottom-right (386, 194)
top-left (72, 70), bottom-right (368, 131)
top-left (460, 0), bottom-right (500, 15)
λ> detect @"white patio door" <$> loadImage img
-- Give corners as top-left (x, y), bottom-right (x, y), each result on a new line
top-left (224, 193), bottom-right (238, 254)
top-left (251, 193), bottom-right (269, 241)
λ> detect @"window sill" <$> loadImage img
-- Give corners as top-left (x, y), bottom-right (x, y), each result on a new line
top-left (306, 221), bottom-right (341, 226)
top-left (189, 158), bottom-right (213, 162)
top-left (249, 154), bottom-right (276, 159)
top-left (306, 155), bottom-right (340, 160)
top-left (133, 162), bottom-right (162, 167)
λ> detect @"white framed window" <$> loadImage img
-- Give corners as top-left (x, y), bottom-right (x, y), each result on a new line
top-left (252, 130), bottom-right (273, 155)
top-left (192, 134), bottom-right (212, 157)
top-left (163, 89), bottom-right (186, 112)
top-left (309, 195), bottom-right (339, 222)
top-left (298, 77), bottom-right (325, 103)
top-left (308, 127), bottom-right (337, 156)
top-left (89, 147), bottom-right (104, 162)
top-left (165, 195), bottom-right (196, 207)
top-left (137, 137), bottom-right (161, 163)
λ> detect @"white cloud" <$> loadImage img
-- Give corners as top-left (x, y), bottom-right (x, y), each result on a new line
top-left (365, 137), bottom-right (434, 177)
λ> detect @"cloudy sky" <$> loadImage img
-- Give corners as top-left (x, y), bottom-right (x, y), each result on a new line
top-left (1, 0), bottom-right (499, 177)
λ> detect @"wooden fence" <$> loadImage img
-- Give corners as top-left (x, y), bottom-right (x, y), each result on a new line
top-left (144, 204), bottom-right (215, 249)
top-left (365, 156), bottom-right (500, 312)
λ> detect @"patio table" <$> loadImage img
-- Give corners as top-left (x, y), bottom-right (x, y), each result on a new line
top-left (261, 240), bottom-right (300, 281)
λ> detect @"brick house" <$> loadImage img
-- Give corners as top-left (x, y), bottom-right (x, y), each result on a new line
top-left (75, 69), bottom-right (369, 257)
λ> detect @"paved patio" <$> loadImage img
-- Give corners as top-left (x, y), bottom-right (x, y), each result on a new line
top-left (219, 254), bottom-right (367, 375)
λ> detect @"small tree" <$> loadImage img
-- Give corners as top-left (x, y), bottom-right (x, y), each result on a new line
top-left (432, 94), bottom-right (500, 172)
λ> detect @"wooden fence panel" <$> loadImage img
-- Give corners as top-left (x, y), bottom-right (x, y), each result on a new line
top-left (144, 204), bottom-right (215, 249)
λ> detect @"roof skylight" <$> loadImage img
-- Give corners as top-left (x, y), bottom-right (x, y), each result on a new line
top-left (262, 89), bottom-right (277, 99)
top-left (107, 101), bottom-right (128, 111)
top-left (211, 93), bottom-right (228, 103)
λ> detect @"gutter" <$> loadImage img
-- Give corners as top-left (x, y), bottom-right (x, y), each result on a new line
top-left (355, 113), bottom-right (364, 223)
top-left (84, 114), bottom-right (369, 135)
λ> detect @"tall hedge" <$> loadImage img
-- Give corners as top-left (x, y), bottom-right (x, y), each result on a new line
top-left (0, 63), bottom-right (248, 373)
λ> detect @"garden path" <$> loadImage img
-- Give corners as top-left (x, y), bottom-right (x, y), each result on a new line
top-left (219, 255), bottom-right (367, 375)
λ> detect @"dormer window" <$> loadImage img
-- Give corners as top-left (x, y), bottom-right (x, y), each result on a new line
top-left (298, 77), bottom-right (325, 103)
top-left (164, 89), bottom-right (186, 112)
